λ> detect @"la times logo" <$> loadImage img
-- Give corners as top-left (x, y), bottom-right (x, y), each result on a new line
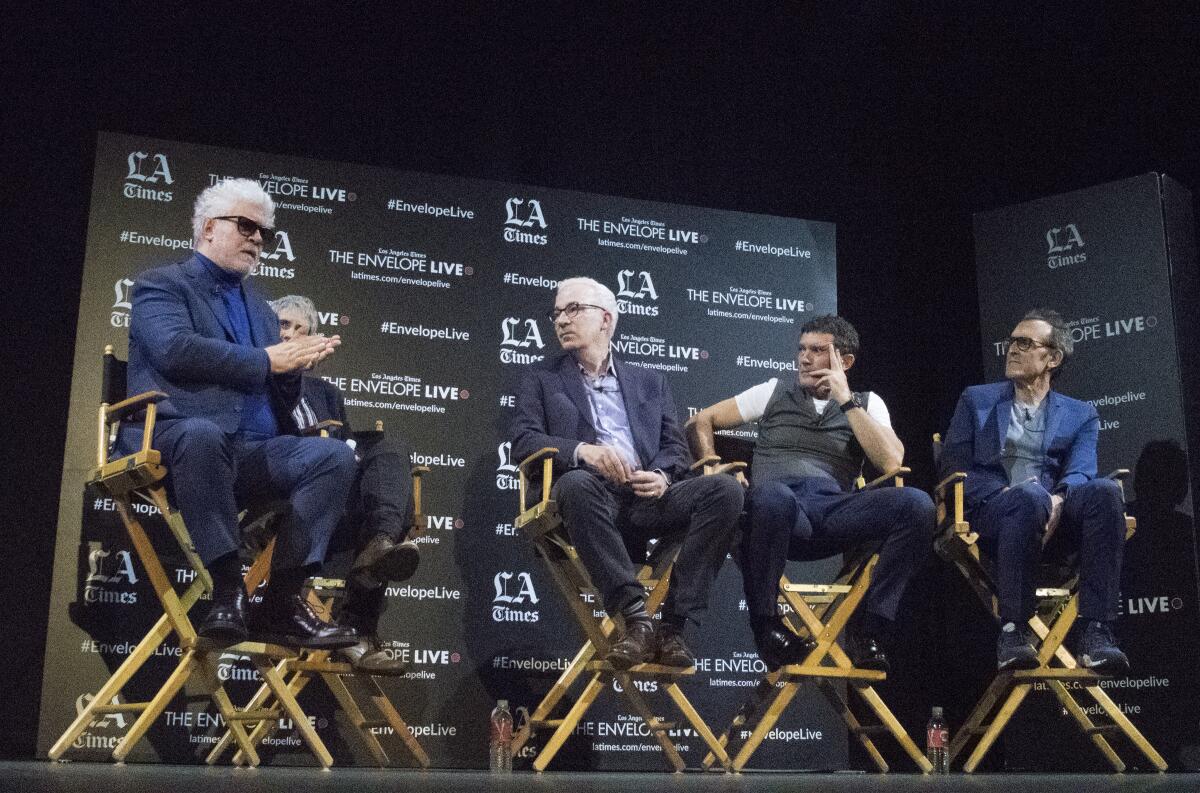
top-left (110, 277), bottom-right (135, 328)
top-left (499, 317), bottom-right (546, 365)
top-left (493, 571), bottom-right (540, 623)
top-left (616, 269), bottom-right (659, 317)
top-left (84, 546), bottom-right (139, 606)
top-left (496, 441), bottom-right (519, 491)
top-left (1046, 223), bottom-right (1086, 270)
top-left (251, 230), bottom-right (296, 280)
top-left (124, 151), bottom-right (174, 202)
top-left (503, 198), bottom-right (548, 246)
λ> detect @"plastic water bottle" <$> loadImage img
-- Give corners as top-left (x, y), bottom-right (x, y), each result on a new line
top-left (926, 706), bottom-right (949, 773)
top-left (489, 699), bottom-right (513, 773)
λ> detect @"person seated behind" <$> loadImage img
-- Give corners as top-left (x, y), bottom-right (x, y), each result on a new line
top-left (688, 315), bottom-right (934, 672)
top-left (271, 294), bottom-right (421, 674)
top-left (511, 277), bottom-right (744, 669)
top-left (121, 178), bottom-right (357, 649)
top-left (941, 308), bottom-right (1129, 674)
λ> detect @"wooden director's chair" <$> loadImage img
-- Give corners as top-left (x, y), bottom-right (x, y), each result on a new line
top-left (932, 433), bottom-right (1167, 772)
top-left (49, 347), bottom-right (330, 767)
top-left (694, 436), bottom-right (932, 773)
top-left (508, 447), bottom-right (733, 772)
top-left (207, 419), bottom-right (431, 769)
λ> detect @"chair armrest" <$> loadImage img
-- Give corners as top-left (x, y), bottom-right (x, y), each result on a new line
top-left (859, 466), bottom-right (911, 491)
top-left (105, 390), bottom-right (168, 423)
top-left (690, 454), bottom-right (722, 472)
top-left (301, 419), bottom-right (343, 437)
top-left (517, 447), bottom-right (559, 515)
top-left (1105, 469), bottom-right (1131, 481)
top-left (517, 447), bottom-right (559, 477)
top-left (934, 471), bottom-right (967, 495)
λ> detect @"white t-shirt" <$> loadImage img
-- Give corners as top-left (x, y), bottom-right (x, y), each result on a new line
top-left (733, 377), bottom-right (892, 427)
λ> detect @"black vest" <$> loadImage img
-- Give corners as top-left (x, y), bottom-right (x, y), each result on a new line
top-left (752, 380), bottom-right (869, 491)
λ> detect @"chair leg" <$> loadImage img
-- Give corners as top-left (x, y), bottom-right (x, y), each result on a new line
top-left (362, 675), bottom-right (430, 768)
top-left (702, 675), bottom-right (777, 769)
top-left (111, 649), bottom-right (200, 762)
top-left (733, 680), bottom-right (802, 771)
top-left (964, 682), bottom-right (1032, 773)
top-left (664, 682), bottom-right (730, 770)
top-left (253, 657), bottom-right (333, 769)
top-left (1048, 680), bottom-right (1124, 772)
top-left (194, 651), bottom-right (262, 768)
top-left (322, 672), bottom-right (390, 767)
top-left (512, 635), bottom-right (599, 757)
top-left (1080, 684), bottom-right (1168, 771)
top-left (533, 671), bottom-right (605, 772)
top-left (852, 684), bottom-right (933, 772)
top-left (948, 672), bottom-right (1010, 767)
top-left (613, 672), bottom-right (684, 772)
top-left (816, 680), bottom-right (888, 772)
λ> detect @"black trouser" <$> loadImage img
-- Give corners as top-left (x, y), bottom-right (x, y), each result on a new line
top-left (338, 435), bottom-right (415, 631)
top-left (742, 476), bottom-right (935, 624)
top-left (972, 478), bottom-right (1125, 624)
top-left (552, 469), bottom-right (744, 627)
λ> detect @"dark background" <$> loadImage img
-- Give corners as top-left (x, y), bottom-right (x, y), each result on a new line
top-left (4, 3), bottom-right (1198, 763)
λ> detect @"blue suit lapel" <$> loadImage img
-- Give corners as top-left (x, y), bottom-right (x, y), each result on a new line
top-left (1043, 390), bottom-right (1064, 455)
top-left (991, 381), bottom-right (1015, 462)
top-left (557, 355), bottom-right (596, 435)
top-left (243, 279), bottom-right (276, 346)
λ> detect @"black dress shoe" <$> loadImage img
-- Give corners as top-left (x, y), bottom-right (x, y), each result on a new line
top-left (197, 587), bottom-right (248, 645)
top-left (849, 634), bottom-right (890, 674)
top-left (351, 534), bottom-right (420, 589)
top-left (606, 619), bottom-right (657, 670)
top-left (251, 594), bottom-right (359, 650)
top-left (656, 624), bottom-right (696, 668)
top-left (753, 619), bottom-right (816, 671)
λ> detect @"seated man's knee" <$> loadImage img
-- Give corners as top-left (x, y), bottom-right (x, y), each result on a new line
top-left (894, 487), bottom-right (936, 535)
top-left (553, 468), bottom-right (605, 506)
top-left (747, 481), bottom-right (797, 526)
top-left (1007, 480), bottom-right (1052, 521)
top-left (1074, 477), bottom-right (1124, 508)
top-left (167, 418), bottom-right (228, 456)
top-left (310, 436), bottom-right (358, 477)
top-left (703, 474), bottom-right (745, 515)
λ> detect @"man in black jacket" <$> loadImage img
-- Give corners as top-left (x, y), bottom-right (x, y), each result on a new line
top-left (272, 295), bottom-right (420, 673)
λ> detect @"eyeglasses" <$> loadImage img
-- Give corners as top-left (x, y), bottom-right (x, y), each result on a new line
top-left (1007, 335), bottom-right (1053, 352)
top-left (548, 302), bottom-right (606, 322)
top-left (212, 215), bottom-right (277, 244)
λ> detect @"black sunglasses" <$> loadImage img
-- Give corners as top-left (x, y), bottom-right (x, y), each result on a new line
top-left (212, 215), bottom-right (277, 243)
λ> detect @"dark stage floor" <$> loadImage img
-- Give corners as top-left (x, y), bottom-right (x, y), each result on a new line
top-left (2, 762), bottom-right (1196, 793)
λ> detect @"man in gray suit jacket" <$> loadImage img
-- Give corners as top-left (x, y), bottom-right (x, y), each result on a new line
top-left (511, 277), bottom-right (743, 669)
top-left (122, 178), bottom-right (357, 649)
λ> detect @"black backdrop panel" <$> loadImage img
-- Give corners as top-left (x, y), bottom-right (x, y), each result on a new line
top-left (972, 173), bottom-right (1200, 770)
top-left (37, 132), bottom-right (844, 769)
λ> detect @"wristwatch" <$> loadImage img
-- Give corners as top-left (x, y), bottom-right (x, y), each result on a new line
top-left (839, 394), bottom-right (864, 414)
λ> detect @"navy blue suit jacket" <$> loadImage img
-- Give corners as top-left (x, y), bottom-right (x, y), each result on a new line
top-left (125, 254), bottom-right (300, 436)
top-left (511, 353), bottom-right (692, 482)
top-left (940, 380), bottom-right (1100, 510)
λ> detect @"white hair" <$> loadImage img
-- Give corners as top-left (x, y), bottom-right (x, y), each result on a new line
top-left (558, 276), bottom-right (619, 332)
top-left (269, 294), bottom-right (318, 334)
top-left (191, 178), bottom-right (275, 244)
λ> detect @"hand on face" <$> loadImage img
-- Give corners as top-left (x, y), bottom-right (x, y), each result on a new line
top-left (807, 344), bottom-right (852, 403)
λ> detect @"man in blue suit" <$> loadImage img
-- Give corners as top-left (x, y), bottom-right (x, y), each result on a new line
top-left (941, 309), bottom-right (1129, 673)
top-left (511, 277), bottom-right (743, 669)
top-left (123, 178), bottom-right (358, 649)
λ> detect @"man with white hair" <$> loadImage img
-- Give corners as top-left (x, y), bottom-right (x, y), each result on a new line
top-left (121, 178), bottom-right (358, 649)
top-left (270, 294), bottom-right (420, 674)
top-left (511, 277), bottom-right (744, 669)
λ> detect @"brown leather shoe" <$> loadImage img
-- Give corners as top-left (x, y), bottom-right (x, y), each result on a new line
top-left (342, 636), bottom-right (408, 676)
top-left (606, 619), bottom-right (657, 670)
top-left (351, 535), bottom-right (420, 589)
top-left (656, 624), bottom-right (696, 669)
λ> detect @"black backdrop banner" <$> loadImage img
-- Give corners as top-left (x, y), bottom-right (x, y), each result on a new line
top-left (37, 132), bottom-right (843, 769)
top-left (972, 173), bottom-right (1200, 770)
